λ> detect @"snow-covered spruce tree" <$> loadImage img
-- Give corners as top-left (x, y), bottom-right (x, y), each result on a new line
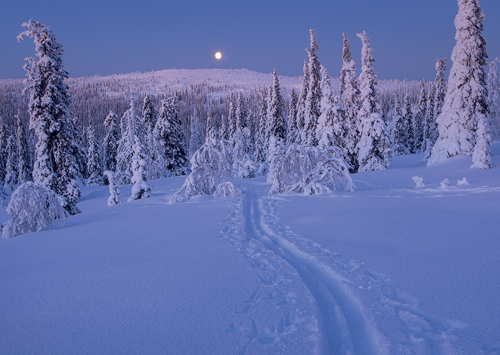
top-left (86, 126), bottom-right (103, 186)
top-left (428, 0), bottom-right (491, 168)
top-left (228, 98), bottom-right (237, 141)
top-left (434, 58), bottom-right (448, 122)
top-left (317, 65), bottom-right (344, 151)
top-left (16, 112), bottom-right (32, 184)
top-left (356, 31), bottom-right (391, 171)
top-left (154, 97), bottom-right (189, 176)
top-left (270, 144), bottom-right (354, 195)
top-left (189, 113), bottom-right (206, 157)
top-left (0, 185), bottom-right (7, 206)
top-left (403, 94), bottom-right (416, 154)
top-left (266, 69), bottom-right (287, 184)
top-left (142, 94), bottom-right (157, 136)
top-left (219, 114), bottom-right (229, 141)
top-left (488, 59), bottom-right (500, 139)
top-left (254, 94), bottom-right (268, 175)
top-left (296, 61), bottom-right (309, 144)
top-left (116, 100), bottom-right (136, 184)
top-left (171, 137), bottom-right (241, 203)
top-left (17, 20), bottom-right (81, 215)
top-left (5, 134), bottom-right (19, 191)
top-left (102, 111), bottom-right (119, 178)
top-left (303, 30), bottom-right (322, 146)
top-left (340, 32), bottom-right (361, 172)
top-left (72, 117), bottom-right (87, 181)
top-left (2, 181), bottom-right (66, 239)
top-left (0, 117), bottom-right (8, 183)
top-left (205, 111), bottom-right (218, 139)
top-left (287, 89), bottom-right (299, 144)
top-left (128, 135), bottom-right (151, 202)
top-left (103, 170), bottom-right (120, 206)
top-left (413, 80), bottom-right (427, 153)
top-left (392, 95), bottom-right (409, 155)
top-left (232, 125), bottom-right (255, 179)
top-left (236, 94), bottom-right (247, 131)
top-left (424, 82), bottom-right (437, 158)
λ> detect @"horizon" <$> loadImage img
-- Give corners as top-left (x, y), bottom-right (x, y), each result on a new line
top-left (1, 0), bottom-right (500, 82)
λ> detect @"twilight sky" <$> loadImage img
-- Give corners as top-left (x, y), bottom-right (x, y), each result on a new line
top-left (1, 0), bottom-right (499, 81)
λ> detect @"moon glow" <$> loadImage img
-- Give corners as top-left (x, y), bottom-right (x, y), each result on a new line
top-left (215, 52), bottom-right (222, 60)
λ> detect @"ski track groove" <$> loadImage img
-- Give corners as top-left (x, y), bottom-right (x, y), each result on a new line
top-left (221, 182), bottom-right (494, 354)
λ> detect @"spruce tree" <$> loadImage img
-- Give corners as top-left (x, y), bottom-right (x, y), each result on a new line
top-left (154, 97), bottom-right (189, 176)
top-left (356, 31), bottom-right (391, 171)
top-left (403, 94), bottom-right (416, 154)
top-left (219, 114), bottom-right (229, 141)
top-left (116, 100), bottom-right (137, 184)
top-left (414, 80), bottom-right (427, 153)
top-left (236, 94), bottom-right (247, 130)
top-left (228, 98), bottom-right (237, 141)
top-left (287, 89), bottom-right (299, 144)
top-left (4, 134), bottom-right (19, 191)
top-left (304, 29), bottom-right (321, 146)
top-left (428, 0), bottom-right (491, 168)
top-left (189, 113), bottom-right (206, 156)
top-left (142, 94), bottom-right (157, 135)
top-left (392, 95), bottom-right (409, 155)
top-left (104, 171), bottom-right (121, 206)
top-left (102, 111), bottom-right (119, 173)
top-left (128, 135), bottom-right (151, 201)
top-left (0, 117), bottom-right (7, 183)
top-left (16, 112), bottom-right (32, 184)
top-left (434, 58), bottom-right (448, 119)
top-left (86, 126), bottom-right (103, 186)
top-left (487, 59), bottom-right (500, 139)
top-left (296, 61), bottom-right (309, 144)
top-left (317, 65), bottom-right (343, 150)
top-left (266, 70), bottom-right (286, 183)
top-left (424, 82), bottom-right (437, 158)
top-left (18, 20), bottom-right (81, 214)
top-left (340, 33), bottom-right (361, 173)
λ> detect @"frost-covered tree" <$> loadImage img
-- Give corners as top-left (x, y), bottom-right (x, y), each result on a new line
top-left (102, 111), bottom-right (119, 174)
top-left (86, 126), bottom-right (103, 186)
top-left (116, 100), bottom-right (137, 184)
top-left (18, 20), bottom-right (81, 214)
top-left (236, 94), bottom-right (247, 131)
top-left (142, 94), bottom-right (157, 136)
top-left (219, 114), bottom-right (229, 141)
top-left (434, 58), bottom-right (448, 120)
top-left (424, 82), bottom-right (437, 158)
top-left (128, 135), bottom-right (151, 201)
top-left (72, 117), bottom-right (87, 181)
top-left (16, 112), bottom-right (32, 184)
top-left (103, 170), bottom-right (120, 206)
top-left (233, 126), bottom-right (255, 179)
top-left (171, 137), bottom-right (241, 203)
top-left (270, 144), bottom-right (354, 195)
top-left (228, 98), bottom-right (237, 141)
top-left (205, 111), bottom-right (218, 139)
top-left (304, 30), bottom-right (322, 146)
top-left (287, 89), bottom-right (299, 144)
top-left (189, 113), bottom-right (206, 157)
top-left (488, 59), bottom-right (500, 139)
top-left (296, 61), bottom-right (309, 144)
top-left (254, 94), bottom-right (269, 174)
top-left (4, 134), bottom-right (19, 191)
top-left (154, 97), bottom-right (189, 176)
top-left (414, 80), bottom-right (427, 153)
top-left (0, 117), bottom-right (8, 183)
top-left (403, 94), bottom-right (416, 154)
top-left (317, 66), bottom-right (343, 151)
top-left (2, 182), bottom-right (66, 239)
top-left (356, 31), bottom-right (391, 171)
top-left (428, 0), bottom-right (491, 168)
top-left (340, 33), bottom-right (361, 173)
top-left (392, 95), bottom-right (409, 155)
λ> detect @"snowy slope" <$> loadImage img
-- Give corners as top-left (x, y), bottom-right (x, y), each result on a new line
top-left (1, 144), bottom-right (500, 354)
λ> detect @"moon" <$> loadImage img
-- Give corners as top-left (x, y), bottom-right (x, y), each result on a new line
top-left (215, 52), bottom-right (222, 60)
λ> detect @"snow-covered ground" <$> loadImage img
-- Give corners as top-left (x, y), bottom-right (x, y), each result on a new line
top-left (1, 144), bottom-right (500, 355)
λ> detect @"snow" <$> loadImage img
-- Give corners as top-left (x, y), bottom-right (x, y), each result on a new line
top-left (1, 143), bottom-right (500, 354)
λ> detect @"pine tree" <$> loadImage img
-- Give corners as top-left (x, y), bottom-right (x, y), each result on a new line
top-left (487, 59), bottom-right (500, 139)
top-left (103, 170), bottom-right (120, 206)
top-left (392, 95), bottom-right (409, 155)
top-left (268, 69), bottom-right (286, 142)
top-left (356, 31), bottom-right (391, 171)
top-left (5, 134), bottom-right (19, 191)
top-left (304, 29), bottom-right (321, 146)
top-left (287, 89), bottom-right (299, 144)
top-left (154, 97), bottom-right (189, 176)
top-left (16, 112), bottom-right (32, 184)
top-left (102, 111), bottom-right (119, 174)
top-left (428, 0), bottom-right (491, 168)
top-left (17, 20), bottom-right (81, 214)
top-left (86, 126), bottom-right (103, 186)
top-left (340, 33), bottom-right (361, 173)
top-left (296, 61), bottom-right (309, 144)
top-left (128, 135), bottom-right (151, 201)
top-left (424, 82), bottom-right (437, 158)
top-left (414, 80), bottom-right (427, 153)
top-left (0, 117), bottom-right (7, 183)
top-left (403, 94), bottom-right (416, 154)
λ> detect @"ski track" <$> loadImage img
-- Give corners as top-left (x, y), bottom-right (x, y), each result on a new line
top-left (219, 182), bottom-right (495, 355)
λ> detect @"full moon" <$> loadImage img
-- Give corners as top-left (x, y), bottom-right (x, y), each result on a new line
top-left (215, 52), bottom-right (222, 60)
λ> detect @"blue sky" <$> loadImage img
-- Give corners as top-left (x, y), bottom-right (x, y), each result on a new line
top-left (1, 0), bottom-right (499, 81)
